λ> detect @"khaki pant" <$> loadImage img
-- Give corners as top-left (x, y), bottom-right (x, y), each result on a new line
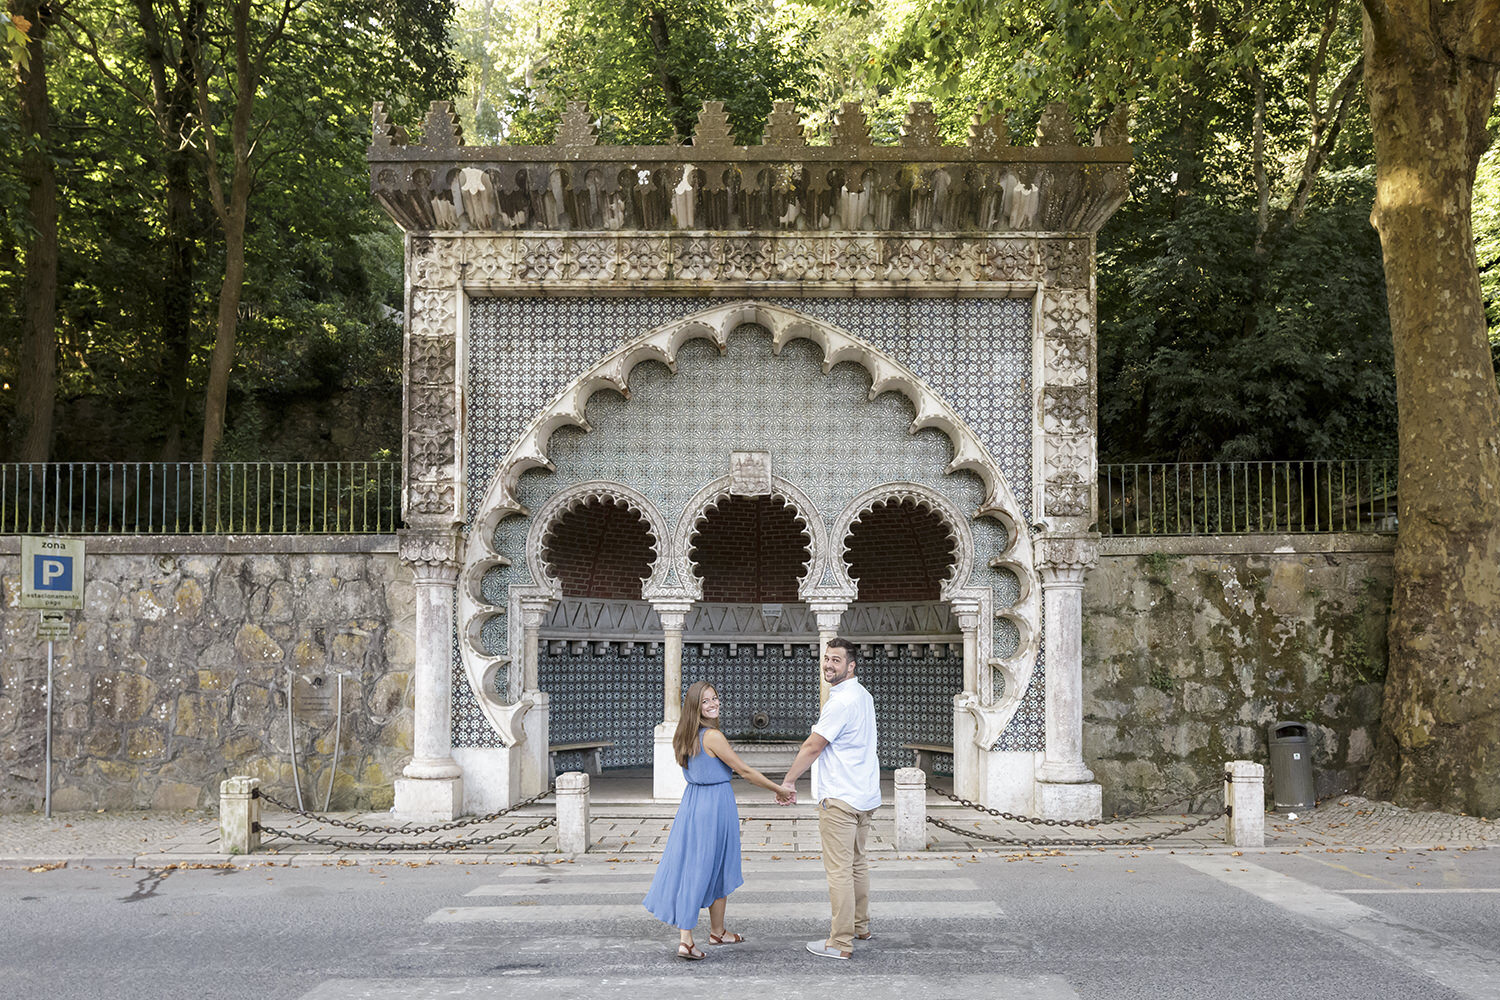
top-left (818, 797), bottom-right (873, 952)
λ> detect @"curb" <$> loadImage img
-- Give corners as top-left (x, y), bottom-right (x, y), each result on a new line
top-left (1, 839), bottom-right (1489, 869)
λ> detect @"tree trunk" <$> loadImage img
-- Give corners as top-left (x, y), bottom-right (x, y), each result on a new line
top-left (1361, 0), bottom-right (1500, 817)
top-left (201, 220), bottom-right (246, 463)
top-left (645, 8), bottom-right (688, 141)
top-left (11, 0), bottom-right (57, 463)
top-left (197, 0), bottom-right (256, 463)
top-left (135, 0), bottom-right (205, 461)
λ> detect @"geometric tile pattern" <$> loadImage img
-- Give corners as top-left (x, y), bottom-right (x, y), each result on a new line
top-left (465, 296), bottom-right (1034, 522)
top-left (456, 296), bottom-right (1043, 751)
top-left (542, 642), bottom-right (961, 772)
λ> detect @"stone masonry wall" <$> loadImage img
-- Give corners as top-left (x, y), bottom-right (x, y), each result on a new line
top-left (0, 537), bottom-right (413, 814)
top-left (1085, 535), bottom-right (1395, 815)
top-left (1, 533), bottom-right (1392, 815)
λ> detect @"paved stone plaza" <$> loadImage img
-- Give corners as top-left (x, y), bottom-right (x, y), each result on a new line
top-left (1, 788), bottom-right (1492, 868)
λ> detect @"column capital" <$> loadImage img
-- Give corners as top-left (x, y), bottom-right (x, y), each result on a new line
top-left (518, 595), bottom-right (553, 629)
top-left (1033, 532), bottom-right (1100, 586)
top-left (650, 599), bottom-right (694, 631)
top-left (805, 598), bottom-right (849, 634)
top-left (949, 597), bottom-right (982, 631)
top-left (398, 527), bottom-right (462, 583)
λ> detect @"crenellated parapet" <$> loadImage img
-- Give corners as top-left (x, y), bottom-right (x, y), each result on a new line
top-left (369, 99), bottom-right (1130, 235)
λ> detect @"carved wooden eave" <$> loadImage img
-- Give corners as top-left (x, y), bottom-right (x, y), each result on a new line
top-left (369, 99), bottom-right (1131, 236)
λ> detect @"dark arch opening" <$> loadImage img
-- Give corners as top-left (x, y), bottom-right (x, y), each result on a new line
top-left (843, 499), bottom-right (957, 602)
top-left (541, 497), bottom-right (655, 599)
top-left (689, 495), bottom-right (811, 602)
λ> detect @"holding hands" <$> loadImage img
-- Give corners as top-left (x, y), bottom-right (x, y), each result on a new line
top-left (776, 781), bottom-right (797, 805)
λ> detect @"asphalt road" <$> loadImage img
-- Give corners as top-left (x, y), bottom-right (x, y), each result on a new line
top-left (2, 847), bottom-right (1497, 1000)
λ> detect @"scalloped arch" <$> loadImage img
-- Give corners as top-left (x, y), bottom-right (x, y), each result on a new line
top-left (525, 481), bottom-right (672, 598)
top-left (827, 482), bottom-right (981, 600)
top-left (473, 301), bottom-right (1026, 522)
top-left (671, 475), bottom-right (829, 602)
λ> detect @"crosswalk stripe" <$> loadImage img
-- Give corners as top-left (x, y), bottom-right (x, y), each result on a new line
top-left (300, 974), bottom-right (1079, 1000)
top-left (465, 875), bottom-right (979, 897)
top-left (1179, 857), bottom-right (1500, 1000)
top-left (427, 899), bottom-right (1001, 923)
top-left (487, 859), bottom-right (965, 876)
top-left (1336, 887), bottom-right (1500, 894)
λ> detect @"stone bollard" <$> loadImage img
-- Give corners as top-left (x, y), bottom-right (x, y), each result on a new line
top-left (219, 776), bottom-right (261, 855)
top-left (556, 770), bottom-right (591, 855)
top-left (894, 766), bottom-right (927, 852)
top-left (1224, 760), bottom-right (1265, 847)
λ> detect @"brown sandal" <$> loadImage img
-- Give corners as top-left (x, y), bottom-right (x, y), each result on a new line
top-left (677, 942), bottom-right (706, 960)
top-left (708, 930), bottom-right (745, 945)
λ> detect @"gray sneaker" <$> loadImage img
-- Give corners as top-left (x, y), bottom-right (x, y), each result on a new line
top-left (806, 939), bottom-right (852, 960)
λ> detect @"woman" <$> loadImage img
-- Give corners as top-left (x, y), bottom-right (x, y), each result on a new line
top-left (642, 680), bottom-right (794, 960)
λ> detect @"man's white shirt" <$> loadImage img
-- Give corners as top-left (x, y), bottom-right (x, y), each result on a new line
top-left (811, 676), bottom-right (882, 811)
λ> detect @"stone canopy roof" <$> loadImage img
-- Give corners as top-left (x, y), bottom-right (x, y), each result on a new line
top-left (369, 99), bottom-right (1131, 235)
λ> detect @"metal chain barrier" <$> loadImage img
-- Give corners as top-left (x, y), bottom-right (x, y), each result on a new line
top-left (256, 784), bottom-right (556, 835)
top-left (257, 816), bottom-right (557, 852)
top-left (927, 779), bottom-right (1228, 846)
top-left (927, 809), bottom-right (1225, 848)
top-left (253, 784), bottom-right (559, 852)
top-left (931, 779), bottom-right (1224, 827)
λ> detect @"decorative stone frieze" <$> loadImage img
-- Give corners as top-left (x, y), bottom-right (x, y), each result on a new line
top-left (405, 284), bottom-right (462, 525)
top-left (370, 100), bottom-right (1130, 235)
top-left (395, 231), bottom-right (1109, 298)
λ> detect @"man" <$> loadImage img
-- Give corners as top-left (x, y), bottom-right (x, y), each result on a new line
top-left (781, 637), bottom-right (881, 961)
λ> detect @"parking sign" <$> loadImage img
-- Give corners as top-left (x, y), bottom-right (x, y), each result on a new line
top-left (20, 537), bottom-right (85, 610)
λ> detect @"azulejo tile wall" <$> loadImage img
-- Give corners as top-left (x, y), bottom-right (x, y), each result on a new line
top-left (544, 642), bottom-right (963, 772)
top-left (455, 296), bottom-right (1044, 753)
top-left (464, 297), bottom-right (1034, 522)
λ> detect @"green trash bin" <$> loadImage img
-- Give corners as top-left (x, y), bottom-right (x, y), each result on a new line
top-left (1267, 721), bottom-right (1315, 811)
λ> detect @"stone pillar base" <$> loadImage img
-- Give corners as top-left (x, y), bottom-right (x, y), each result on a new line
top-left (1224, 760), bottom-right (1266, 847)
top-left (952, 697), bottom-right (981, 801)
top-left (219, 776), bottom-right (261, 855)
top-left (653, 723), bottom-right (686, 801)
top-left (556, 771), bottom-right (591, 855)
top-left (894, 767), bottom-right (927, 852)
top-left (1036, 780), bottom-right (1101, 821)
top-left (393, 776), bottom-right (464, 821)
top-left (518, 692), bottom-right (550, 798)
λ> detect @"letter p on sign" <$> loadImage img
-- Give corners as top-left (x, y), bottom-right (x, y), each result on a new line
top-left (20, 537), bottom-right (85, 610)
top-left (35, 555), bottom-right (71, 591)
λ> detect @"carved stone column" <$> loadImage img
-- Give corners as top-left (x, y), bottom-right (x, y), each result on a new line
top-left (394, 528), bottom-right (464, 820)
top-left (1033, 533), bottom-right (1102, 820)
top-left (651, 599), bottom-right (694, 800)
top-left (808, 600), bottom-right (849, 707)
top-left (517, 596), bottom-right (553, 797)
top-left (951, 601), bottom-right (982, 801)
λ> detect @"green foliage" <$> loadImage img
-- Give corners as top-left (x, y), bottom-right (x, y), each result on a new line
top-left (0, 0), bottom-right (458, 459)
top-left (1147, 665), bottom-right (1176, 692)
top-left (1473, 136), bottom-right (1500, 383)
top-left (863, 0), bottom-right (1394, 460)
top-left (1099, 172), bottom-right (1396, 460)
top-left (1143, 550), bottom-right (1178, 579)
top-left (4, 12), bottom-right (27, 72)
top-left (487, 0), bottom-right (819, 144)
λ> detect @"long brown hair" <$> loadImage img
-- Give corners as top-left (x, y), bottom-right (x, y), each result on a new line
top-left (672, 681), bottom-right (721, 766)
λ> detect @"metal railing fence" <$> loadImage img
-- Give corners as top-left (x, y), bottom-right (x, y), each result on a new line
top-left (2, 459), bottom-right (1396, 537)
top-left (1, 462), bottom-right (401, 534)
top-left (1099, 459), bottom-right (1398, 536)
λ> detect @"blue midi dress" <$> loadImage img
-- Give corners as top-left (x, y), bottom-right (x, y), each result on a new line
top-left (641, 730), bottom-right (745, 929)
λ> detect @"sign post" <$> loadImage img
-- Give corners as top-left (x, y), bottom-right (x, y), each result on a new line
top-left (20, 538), bottom-right (85, 819)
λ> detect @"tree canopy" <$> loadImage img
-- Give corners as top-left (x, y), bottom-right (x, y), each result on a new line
top-left (0, 0), bottom-right (459, 461)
